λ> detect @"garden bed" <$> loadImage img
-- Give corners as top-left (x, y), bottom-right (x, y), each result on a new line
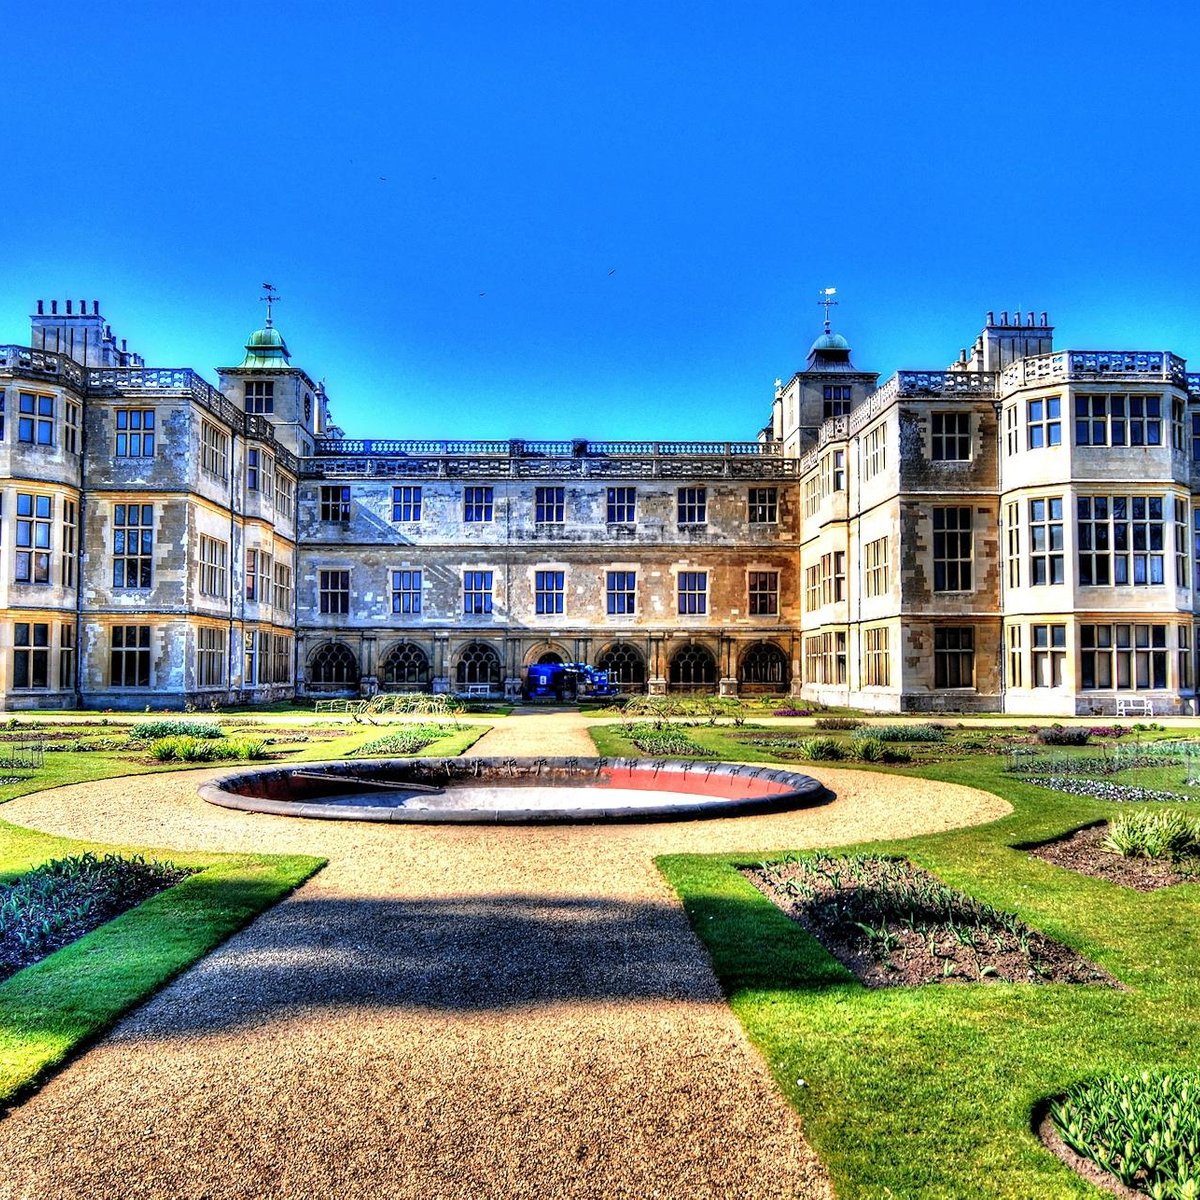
top-left (1028, 822), bottom-right (1200, 892)
top-left (744, 853), bottom-right (1115, 988)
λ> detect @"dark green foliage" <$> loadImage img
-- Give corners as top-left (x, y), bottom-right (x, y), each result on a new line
top-left (150, 736), bottom-right (267, 762)
top-left (796, 736), bottom-right (845, 761)
top-left (853, 724), bottom-right (946, 743)
top-left (0, 853), bottom-right (192, 982)
top-left (624, 723), bottom-right (715, 757)
top-left (349, 724), bottom-right (458, 756)
top-left (1037, 726), bottom-right (1092, 746)
top-left (130, 720), bottom-right (224, 740)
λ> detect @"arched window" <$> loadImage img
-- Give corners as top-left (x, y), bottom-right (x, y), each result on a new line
top-left (379, 642), bottom-right (430, 690)
top-left (669, 643), bottom-right (717, 689)
top-left (536, 651), bottom-right (563, 665)
top-left (456, 642), bottom-right (502, 688)
top-left (307, 642), bottom-right (359, 690)
top-left (739, 642), bottom-right (790, 691)
top-left (596, 642), bottom-right (646, 689)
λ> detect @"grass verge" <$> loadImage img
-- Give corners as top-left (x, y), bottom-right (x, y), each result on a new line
top-left (655, 754), bottom-right (1200, 1198)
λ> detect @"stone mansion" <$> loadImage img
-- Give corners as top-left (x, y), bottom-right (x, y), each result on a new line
top-left (1, 296), bottom-right (1197, 715)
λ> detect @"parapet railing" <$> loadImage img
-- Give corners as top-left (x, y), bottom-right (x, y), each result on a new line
top-left (312, 437), bottom-right (783, 458)
top-left (0, 345), bottom-right (86, 389)
top-left (1001, 350), bottom-right (1190, 391)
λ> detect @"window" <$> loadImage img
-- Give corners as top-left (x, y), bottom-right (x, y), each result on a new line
top-left (245, 380), bottom-right (274, 414)
top-left (1179, 626), bottom-right (1193, 691)
top-left (1029, 497), bottom-right (1064, 585)
top-left (1177, 499), bottom-right (1189, 588)
top-left (669, 643), bottom-right (717, 687)
top-left (197, 627), bottom-right (226, 687)
top-left (1081, 624), bottom-right (1167, 690)
top-left (391, 569), bottom-right (422, 614)
top-left (932, 507), bottom-right (972, 591)
top-left (110, 625), bottom-right (151, 687)
top-left (1031, 624), bottom-right (1066, 687)
top-left (820, 551), bottom-right (846, 603)
top-left (535, 569), bottom-right (564, 614)
top-left (1077, 496), bottom-right (1164, 586)
top-left (18, 393), bottom-right (54, 445)
top-left (677, 487), bottom-right (707, 525)
top-left (805, 563), bottom-right (820, 611)
top-left (247, 448), bottom-right (260, 491)
top-left (863, 626), bottom-right (889, 687)
top-left (820, 449), bottom-right (846, 496)
top-left (198, 535), bottom-right (228, 598)
top-left (464, 486), bottom-right (494, 523)
top-left (739, 642), bottom-right (789, 688)
top-left (677, 570), bottom-right (707, 615)
top-left (274, 562), bottom-right (293, 615)
top-left (1027, 397), bottom-right (1061, 449)
top-left (1004, 405), bottom-right (1018, 455)
top-left (244, 630), bottom-right (259, 687)
top-left (319, 485), bottom-right (351, 522)
top-left (463, 570), bottom-right (493, 615)
top-left (607, 487), bottom-right (636, 524)
top-left (934, 627), bottom-right (974, 688)
top-left (319, 569), bottom-right (350, 615)
top-left (1192, 414), bottom-right (1200, 463)
top-left (64, 401), bottom-right (79, 454)
top-left (803, 632), bottom-right (845, 685)
top-left (931, 412), bottom-right (970, 461)
top-left (0, 391), bottom-right (5, 440)
top-left (803, 476), bottom-right (820, 519)
top-left (606, 570), bottom-right (636, 615)
top-left (15, 493), bottom-right (51, 584)
top-left (200, 421), bottom-right (229, 479)
top-left (1007, 625), bottom-right (1022, 689)
top-left (748, 487), bottom-right (777, 524)
top-left (864, 537), bottom-right (889, 597)
top-left (59, 623), bottom-right (74, 689)
top-left (274, 471), bottom-right (295, 517)
top-left (597, 642), bottom-right (645, 687)
top-left (309, 642), bottom-right (358, 689)
top-left (1194, 509), bottom-right (1200, 592)
top-left (456, 642), bottom-right (501, 688)
top-left (273, 634), bottom-right (292, 684)
top-left (822, 384), bottom-right (852, 419)
top-left (115, 409), bottom-right (155, 457)
top-left (246, 549), bottom-right (271, 603)
top-left (1005, 502), bottom-right (1021, 589)
top-left (863, 424), bottom-right (886, 481)
top-left (380, 642), bottom-right (430, 689)
top-left (748, 571), bottom-right (778, 616)
top-left (535, 487), bottom-right (564, 525)
top-left (392, 486), bottom-right (422, 522)
top-left (13, 623), bottom-right (49, 689)
top-left (113, 504), bottom-right (153, 589)
top-left (1075, 393), bottom-right (1162, 447)
top-left (1173, 399), bottom-right (1186, 451)
top-left (61, 500), bottom-right (77, 588)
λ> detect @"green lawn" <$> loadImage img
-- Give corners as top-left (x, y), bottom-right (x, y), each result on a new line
top-left (653, 752), bottom-right (1200, 1198)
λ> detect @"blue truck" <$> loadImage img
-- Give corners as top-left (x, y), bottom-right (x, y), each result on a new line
top-left (522, 661), bottom-right (620, 702)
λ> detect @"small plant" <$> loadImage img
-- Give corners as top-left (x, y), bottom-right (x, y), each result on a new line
top-left (150, 736), bottom-right (268, 763)
top-left (1103, 809), bottom-right (1200, 861)
top-left (1036, 725), bottom-right (1091, 746)
top-left (853, 724), bottom-right (945, 743)
top-left (815, 717), bottom-right (862, 731)
top-left (796, 736), bottom-right (845, 761)
top-left (1052, 1071), bottom-right (1200, 1196)
top-left (851, 737), bottom-right (908, 763)
top-left (132, 719), bottom-right (224, 741)
top-left (624, 723), bottom-right (714, 757)
top-left (772, 708), bottom-right (812, 717)
top-left (349, 725), bottom-right (457, 757)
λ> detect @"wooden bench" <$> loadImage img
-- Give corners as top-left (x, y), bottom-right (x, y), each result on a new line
top-left (1116, 697), bottom-right (1154, 718)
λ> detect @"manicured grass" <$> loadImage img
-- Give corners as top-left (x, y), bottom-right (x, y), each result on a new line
top-left (656, 755), bottom-right (1200, 1198)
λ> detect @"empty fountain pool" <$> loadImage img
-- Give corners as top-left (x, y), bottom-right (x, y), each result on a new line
top-left (197, 757), bottom-right (828, 824)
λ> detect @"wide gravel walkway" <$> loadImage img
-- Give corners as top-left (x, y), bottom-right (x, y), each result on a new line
top-left (0, 714), bottom-right (1010, 1200)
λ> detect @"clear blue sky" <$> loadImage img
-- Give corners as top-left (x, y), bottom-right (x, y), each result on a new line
top-left (4, 2), bottom-right (1198, 441)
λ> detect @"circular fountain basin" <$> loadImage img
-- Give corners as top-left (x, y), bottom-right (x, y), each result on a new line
top-left (198, 756), bottom-right (828, 824)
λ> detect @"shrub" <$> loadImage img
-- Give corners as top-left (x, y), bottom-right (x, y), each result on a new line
top-left (150, 737), bottom-right (268, 763)
top-left (349, 725), bottom-right (456, 757)
top-left (1052, 1071), bottom-right (1200, 1197)
top-left (796, 736), bottom-right (845, 761)
top-left (132, 720), bottom-right (224, 741)
top-left (772, 708), bottom-right (812, 717)
top-left (1036, 725), bottom-right (1091, 746)
top-left (853, 724), bottom-right (945, 743)
top-left (815, 717), bottom-right (862, 731)
top-left (1103, 808), bottom-right (1200, 860)
top-left (624, 723), bottom-right (714, 757)
top-left (853, 737), bottom-right (886, 762)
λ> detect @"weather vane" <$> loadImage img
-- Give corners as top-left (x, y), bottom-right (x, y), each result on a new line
top-left (260, 282), bottom-right (280, 328)
top-left (818, 287), bottom-right (838, 334)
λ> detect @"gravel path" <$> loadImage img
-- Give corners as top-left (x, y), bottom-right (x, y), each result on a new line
top-left (0, 716), bottom-right (1010, 1200)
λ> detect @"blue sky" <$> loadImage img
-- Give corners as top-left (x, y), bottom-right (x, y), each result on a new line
top-left (4, 2), bottom-right (1198, 441)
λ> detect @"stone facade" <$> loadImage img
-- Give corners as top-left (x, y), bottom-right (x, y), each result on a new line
top-left (0, 298), bottom-right (1197, 715)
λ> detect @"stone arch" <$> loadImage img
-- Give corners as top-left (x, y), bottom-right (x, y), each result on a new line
top-left (522, 641), bottom-right (572, 668)
top-left (668, 642), bottom-right (717, 691)
top-left (455, 641), bottom-right (502, 689)
top-left (379, 641), bottom-right (431, 691)
top-left (307, 641), bottom-right (360, 691)
top-left (738, 641), bottom-right (791, 692)
top-left (595, 641), bottom-right (647, 690)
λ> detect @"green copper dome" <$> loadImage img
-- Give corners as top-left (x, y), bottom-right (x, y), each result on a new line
top-left (809, 331), bottom-right (851, 353)
top-left (241, 323), bottom-right (291, 367)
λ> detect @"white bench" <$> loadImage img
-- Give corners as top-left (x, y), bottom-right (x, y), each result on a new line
top-left (464, 684), bottom-right (492, 699)
top-left (1116, 697), bottom-right (1154, 718)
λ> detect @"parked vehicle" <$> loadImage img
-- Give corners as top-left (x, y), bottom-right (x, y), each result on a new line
top-left (522, 662), bottom-right (619, 701)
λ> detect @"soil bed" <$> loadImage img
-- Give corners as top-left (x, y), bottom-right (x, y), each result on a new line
top-left (1027, 822), bottom-right (1200, 892)
top-left (744, 854), bottom-right (1115, 988)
